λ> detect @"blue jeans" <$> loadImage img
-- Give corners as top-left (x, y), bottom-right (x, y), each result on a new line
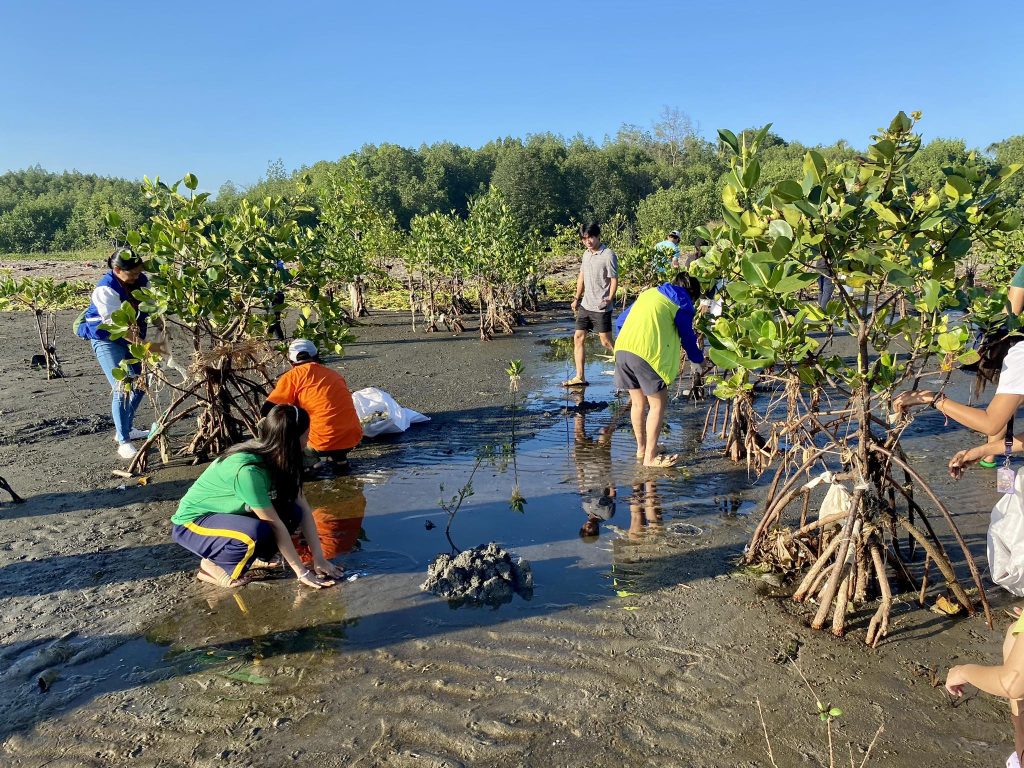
top-left (91, 339), bottom-right (144, 443)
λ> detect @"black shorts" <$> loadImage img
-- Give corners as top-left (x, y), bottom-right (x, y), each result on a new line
top-left (575, 308), bottom-right (612, 333)
top-left (614, 350), bottom-right (666, 395)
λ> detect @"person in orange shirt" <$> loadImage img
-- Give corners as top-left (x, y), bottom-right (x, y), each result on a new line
top-left (262, 339), bottom-right (362, 476)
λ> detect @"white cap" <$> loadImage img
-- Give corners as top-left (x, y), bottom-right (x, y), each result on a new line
top-left (288, 339), bottom-right (318, 363)
top-left (669, 230), bottom-right (681, 238)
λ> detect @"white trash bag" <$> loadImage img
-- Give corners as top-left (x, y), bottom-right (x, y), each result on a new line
top-left (351, 387), bottom-right (430, 438)
top-left (988, 470), bottom-right (1024, 596)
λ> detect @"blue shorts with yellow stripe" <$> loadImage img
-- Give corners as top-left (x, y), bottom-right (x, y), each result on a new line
top-left (172, 505), bottom-right (301, 580)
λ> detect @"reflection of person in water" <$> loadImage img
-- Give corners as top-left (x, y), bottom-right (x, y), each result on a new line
top-left (573, 404), bottom-right (617, 541)
top-left (294, 478), bottom-right (367, 563)
top-left (627, 480), bottom-right (663, 540)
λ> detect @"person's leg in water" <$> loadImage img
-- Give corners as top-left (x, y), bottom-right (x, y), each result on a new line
top-left (91, 339), bottom-right (145, 445)
top-left (643, 389), bottom-right (678, 467)
top-left (572, 329), bottom-right (588, 383)
top-left (628, 388), bottom-right (647, 459)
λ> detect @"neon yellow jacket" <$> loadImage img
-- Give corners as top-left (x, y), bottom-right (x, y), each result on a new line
top-left (614, 285), bottom-right (703, 385)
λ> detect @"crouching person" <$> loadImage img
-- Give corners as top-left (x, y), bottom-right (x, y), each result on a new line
top-left (263, 339), bottom-right (362, 477)
top-left (170, 405), bottom-right (342, 589)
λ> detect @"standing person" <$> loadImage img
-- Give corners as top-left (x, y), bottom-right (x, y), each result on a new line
top-left (76, 248), bottom-right (150, 460)
top-left (262, 339), bottom-right (362, 476)
top-left (564, 222), bottom-right (618, 388)
top-left (613, 272), bottom-right (705, 468)
top-left (171, 404), bottom-right (343, 589)
top-left (654, 230), bottom-right (682, 269)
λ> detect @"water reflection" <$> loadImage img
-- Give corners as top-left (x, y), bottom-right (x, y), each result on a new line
top-left (296, 478), bottom-right (368, 562)
top-left (572, 394), bottom-right (623, 541)
top-left (627, 480), bottom-right (664, 541)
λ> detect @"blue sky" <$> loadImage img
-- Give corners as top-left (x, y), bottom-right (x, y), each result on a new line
top-left (2, 0), bottom-right (1023, 192)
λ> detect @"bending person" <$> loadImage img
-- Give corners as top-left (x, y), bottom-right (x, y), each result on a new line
top-left (171, 405), bottom-right (342, 589)
top-left (263, 339), bottom-right (362, 476)
top-left (613, 271), bottom-right (705, 468)
top-left (76, 248), bottom-right (150, 460)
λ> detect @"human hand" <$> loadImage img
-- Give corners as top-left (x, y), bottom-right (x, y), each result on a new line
top-left (313, 558), bottom-right (343, 579)
top-left (948, 449), bottom-right (980, 479)
top-left (296, 567), bottom-right (336, 589)
top-left (570, 298), bottom-right (579, 313)
top-left (944, 665), bottom-right (969, 697)
top-left (892, 390), bottom-right (934, 415)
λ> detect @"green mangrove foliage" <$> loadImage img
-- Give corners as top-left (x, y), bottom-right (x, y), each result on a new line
top-left (691, 112), bottom-right (1021, 641)
top-left (0, 274), bottom-right (91, 378)
top-left (103, 174), bottom-right (351, 470)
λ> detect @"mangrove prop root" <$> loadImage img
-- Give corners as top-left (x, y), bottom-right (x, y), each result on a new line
top-left (865, 543), bottom-right (893, 647)
top-left (811, 488), bottom-right (864, 631)
top-left (854, 543), bottom-right (870, 604)
top-left (799, 488), bottom-right (811, 530)
top-left (793, 534), bottom-right (843, 602)
top-left (918, 555), bottom-right (931, 607)
top-left (895, 516), bottom-right (973, 615)
top-left (871, 445), bottom-right (992, 629)
top-left (806, 562), bottom-right (836, 603)
top-left (747, 448), bottom-right (829, 562)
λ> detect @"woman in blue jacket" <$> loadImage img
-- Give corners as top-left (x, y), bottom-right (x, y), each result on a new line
top-left (77, 249), bottom-right (150, 460)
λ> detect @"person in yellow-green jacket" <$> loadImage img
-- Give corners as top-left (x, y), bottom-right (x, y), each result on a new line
top-left (613, 272), bottom-right (705, 468)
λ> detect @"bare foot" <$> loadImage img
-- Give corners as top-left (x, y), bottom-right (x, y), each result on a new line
top-left (643, 453), bottom-right (679, 468)
top-left (637, 443), bottom-right (663, 460)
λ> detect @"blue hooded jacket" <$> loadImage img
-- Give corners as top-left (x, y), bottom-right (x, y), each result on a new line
top-left (76, 270), bottom-right (149, 341)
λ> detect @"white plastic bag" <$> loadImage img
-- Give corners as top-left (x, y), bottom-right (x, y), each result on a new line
top-left (351, 387), bottom-right (430, 438)
top-left (818, 481), bottom-right (853, 523)
top-left (988, 470), bottom-right (1024, 596)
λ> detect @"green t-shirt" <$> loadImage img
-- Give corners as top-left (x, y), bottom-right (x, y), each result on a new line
top-left (171, 452), bottom-right (274, 525)
top-left (1011, 265), bottom-right (1024, 289)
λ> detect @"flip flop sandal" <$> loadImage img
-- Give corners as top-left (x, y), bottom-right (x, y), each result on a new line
top-left (561, 376), bottom-right (589, 387)
top-left (197, 567), bottom-right (251, 589)
top-left (250, 555), bottom-right (284, 570)
top-left (644, 455), bottom-right (679, 469)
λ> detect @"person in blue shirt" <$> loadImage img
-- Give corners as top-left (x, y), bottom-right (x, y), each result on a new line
top-left (613, 272), bottom-right (705, 467)
top-left (654, 230), bottom-right (682, 269)
top-left (76, 248), bottom-right (150, 460)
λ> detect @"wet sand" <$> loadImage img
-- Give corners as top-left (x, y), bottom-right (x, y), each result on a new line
top-left (0, 299), bottom-right (1021, 767)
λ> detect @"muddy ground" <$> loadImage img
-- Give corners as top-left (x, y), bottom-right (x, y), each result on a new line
top-left (0, 284), bottom-right (1021, 767)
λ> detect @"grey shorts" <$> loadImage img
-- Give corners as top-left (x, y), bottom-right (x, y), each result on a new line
top-left (614, 350), bottom-right (666, 395)
top-left (575, 308), bottom-right (612, 333)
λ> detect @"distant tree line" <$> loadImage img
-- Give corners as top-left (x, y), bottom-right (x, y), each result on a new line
top-left (0, 166), bottom-right (149, 252)
top-left (4, 110), bottom-right (1024, 254)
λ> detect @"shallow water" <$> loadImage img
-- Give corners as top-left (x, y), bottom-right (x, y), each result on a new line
top-left (98, 331), bottom-right (758, 676)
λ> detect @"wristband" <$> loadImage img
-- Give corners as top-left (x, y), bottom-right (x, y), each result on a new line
top-left (929, 393), bottom-right (946, 410)
top-left (298, 569), bottom-right (313, 580)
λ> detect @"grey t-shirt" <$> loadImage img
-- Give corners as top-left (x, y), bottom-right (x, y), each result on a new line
top-left (580, 246), bottom-right (618, 313)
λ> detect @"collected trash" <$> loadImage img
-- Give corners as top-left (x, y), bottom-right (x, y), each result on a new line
top-left (351, 387), bottom-right (430, 437)
top-left (421, 542), bottom-right (533, 606)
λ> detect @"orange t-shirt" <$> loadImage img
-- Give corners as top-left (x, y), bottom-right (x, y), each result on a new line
top-left (267, 363), bottom-right (362, 452)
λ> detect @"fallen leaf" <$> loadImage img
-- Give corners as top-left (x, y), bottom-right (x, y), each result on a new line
top-left (137, 476), bottom-right (151, 486)
top-left (616, 590), bottom-right (640, 598)
top-left (622, 606), bottom-right (641, 611)
top-left (931, 595), bottom-right (962, 616)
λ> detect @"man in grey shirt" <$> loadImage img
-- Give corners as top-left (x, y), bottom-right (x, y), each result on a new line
top-left (565, 222), bottom-right (618, 387)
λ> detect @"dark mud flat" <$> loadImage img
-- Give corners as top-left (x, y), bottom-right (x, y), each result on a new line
top-left (0, 304), bottom-right (1020, 767)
